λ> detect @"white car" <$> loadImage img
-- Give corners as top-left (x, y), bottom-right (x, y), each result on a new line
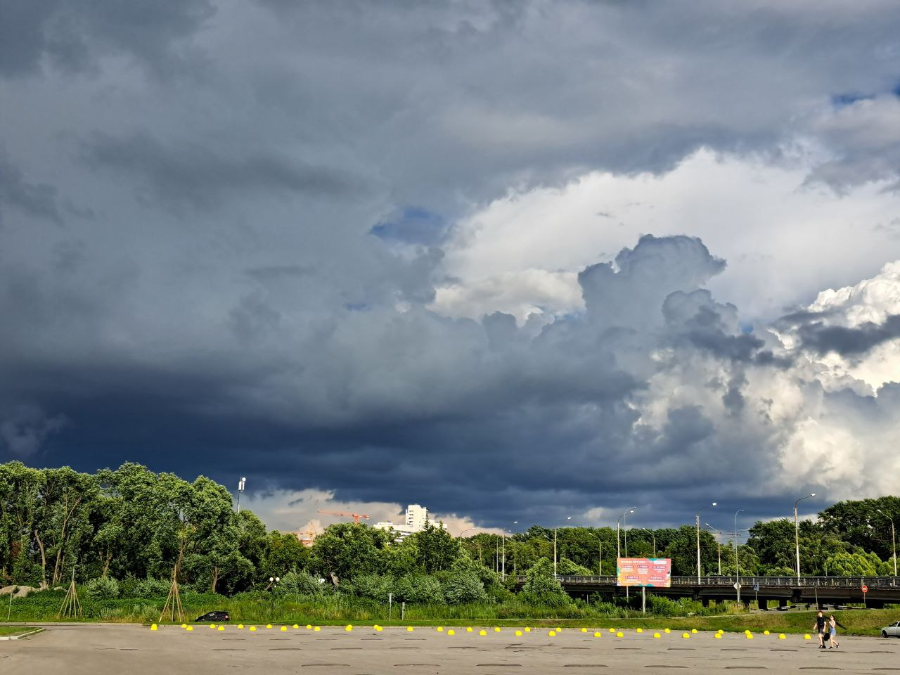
top-left (882, 621), bottom-right (900, 638)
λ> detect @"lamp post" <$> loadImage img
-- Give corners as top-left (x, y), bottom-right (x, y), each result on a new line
top-left (616, 508), bottom-right (636, 560)
top-left (237, 477), bottom-right (246, 513)
top-left (793, 493), bottom-right (816, 584)
top-left (696, 502), bottom-right (717, 583)
top-left (502, 521), bottom-right (517, 581)
top-left (598, 536), bottom-right (603, 575)
top-left (734, 508), bottom-right (744, 604)
top-left (877, 509), bottom-right (897, 577)
top-left (554, 517), bottom-right (571, 578)
top-left (706, 524), bottom-right (722, 575)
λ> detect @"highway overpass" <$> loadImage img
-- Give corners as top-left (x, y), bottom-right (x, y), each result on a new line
top-left (514, 575), bottom-right (900, 609)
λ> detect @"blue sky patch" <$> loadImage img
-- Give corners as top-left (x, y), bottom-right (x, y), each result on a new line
top-left (370, 206), bottom-right (448, 246)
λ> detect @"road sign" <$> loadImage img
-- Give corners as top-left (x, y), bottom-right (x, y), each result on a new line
top-left (862, 585), bottom-right (868, 593)
top-left (753, 583), bottom-right (760, 592)
top-left (733, 583), bottom-right (742, 590)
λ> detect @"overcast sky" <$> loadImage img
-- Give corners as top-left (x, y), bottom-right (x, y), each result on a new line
top-left (3, 0), bottom-right (900, 535)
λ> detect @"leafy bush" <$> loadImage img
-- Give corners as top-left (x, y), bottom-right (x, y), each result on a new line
top-left (442, 572), bottom-right (488, 605)
top-left (520, 558), bottom-right (572, 607)
top-left (394, 574), bottom-right (443, 604)
top-left (85, 576), bottom-right (120, 600)
top-left (349, 574), bottom-right (393, 601)
top-left (557, 558), bottom-right (593, 575)
top-left (277, 570), bottom-right (326, 597)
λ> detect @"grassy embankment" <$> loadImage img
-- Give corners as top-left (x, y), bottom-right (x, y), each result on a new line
top-left (1, 590), bottom-right (897, 635)
top-left (0, 626), bottom-right (40, 637)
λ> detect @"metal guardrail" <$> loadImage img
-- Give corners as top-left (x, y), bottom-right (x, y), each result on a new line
top-left (515, 575), bottom-right (900, 588)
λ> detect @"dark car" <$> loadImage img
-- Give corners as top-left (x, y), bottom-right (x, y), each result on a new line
top-left (195, 611), bottom-right (230, 622)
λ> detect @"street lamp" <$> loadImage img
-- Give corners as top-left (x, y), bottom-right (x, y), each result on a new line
top-left (696, 502), bottom-right (717, 583)
top-left (237, 477), bottom-right (246, 513)
top-left (616, 508), bottom-right (636, 559)
top-left (554, 517), bottom-right (571, 578)
top-left (638, 528), bottom-right (657, 557)
top-left (705, 524), bottom-right (722, 575)
top-left (734, 509), bottom-right (744, 604)
top-left (502, 521), bottom-right (517, 581)
top-left (877, 509), bottom-right (897, 577)
top-left (793, 493), bottom-right (816, 583)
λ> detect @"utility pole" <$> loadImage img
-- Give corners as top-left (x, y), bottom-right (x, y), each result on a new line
top-left (877, 509), bottom-right (897, 578)
top-left (734, 509), bottom-right (744, 605)
top-left (794, 493), bottom-right (816, 584)
top-left (696, 502), bottom-right (717, 583)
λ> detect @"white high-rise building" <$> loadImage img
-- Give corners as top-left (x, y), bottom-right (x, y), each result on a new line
top-left (405, 504), bottom-right (428, 531)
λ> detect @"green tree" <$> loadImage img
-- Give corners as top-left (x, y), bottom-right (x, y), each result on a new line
top-left (520, 557), bottom-right (571, 606)
top-left (310, 524), bottom-right (391, 581)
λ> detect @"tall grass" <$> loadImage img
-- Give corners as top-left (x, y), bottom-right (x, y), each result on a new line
top-left (2, 589), bottom-right (896, 636)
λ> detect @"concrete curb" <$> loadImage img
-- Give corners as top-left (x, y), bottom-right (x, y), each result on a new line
top-left (0, 628), bottom-right (44, 641)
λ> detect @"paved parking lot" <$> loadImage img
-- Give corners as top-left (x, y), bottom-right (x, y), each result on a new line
top-left (2, 623), bottom-right (898, 675)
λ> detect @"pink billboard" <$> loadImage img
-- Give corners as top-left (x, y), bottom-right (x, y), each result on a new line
top-left (616, 557), bottom-right (672, 587)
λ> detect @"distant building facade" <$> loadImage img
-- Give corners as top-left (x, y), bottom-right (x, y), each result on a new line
top-left (374, 504), bottom-right (431, 540)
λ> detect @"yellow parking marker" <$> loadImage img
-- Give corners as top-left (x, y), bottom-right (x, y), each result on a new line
top-left (691, 628), bottom-right (698, 634)
top-left (479, 630), bottom-right (487, 636)
top-left (594, 632), bottom-right (602, 638)
top-left (636, 628), bottom-right (643, 633)
top-left (515, 630), bottom-right (522, 637)
top-left (549, 631), bottom-right (556, 637)
top-left (448, 629), bottom-right (455, 636)
top-left (306, 624), bottom-right (312, 630)
top-left (345, 625), bottom-right (353, 632)
top-left (407, 627), bottom-right (414, 632)
top-left (609, 628), bottom-right (616, 633)
top-left (616, 632), bottom-right (624, 638)
top-left (181, 624), bottom-right (187, 629)
top-left (682, 633), bottom-right (690, 639)
top-left (218, 626), bottom-right (225, 631)
top-left (266, 624), bottom-right (272, 629)
top-left (581, 627), bottom-right (587, 633)
top-left (715, 633), bottom-right (722, 639)
top-left (210, 624), bottom-right (216, 629)
top-left (375, 626), bottom-right (383, 632)
top-left (763, 630), bottom-right (770, 635)
top-left (524, 627), bottom-right (531, 633)
top-left (466, 627), bottom-right (473, 632)
top-left (437, 626), bottom-right (444, 632)
top-left (249, 626), bottom-right (257, 632)
top-left (664, 628), bottom-right (670, 634)
top-left (778, 634), bottom-right (786, 640)
top-left (237, 624), bottom-right (244, 629)
top-left (280, 626), bottom-right (287, 632)
top-left (653, 633), bottom-right (661, 639)
top-left (292, 624), bottom-right (299, 629)
top-left (150, 624), bottom-right (158, 631)
top-left (313, 626), bottom-right (321, 632)
top-left (186, 626), bottom-right (193, 632)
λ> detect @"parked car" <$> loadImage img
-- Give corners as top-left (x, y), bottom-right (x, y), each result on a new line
top-left (882, 621), bottom-right (900, 638)
top-left (195, 611), bottom-right (230, 622)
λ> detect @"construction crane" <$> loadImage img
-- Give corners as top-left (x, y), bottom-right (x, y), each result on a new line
top-left (317, 509), bottom-right (370, 524)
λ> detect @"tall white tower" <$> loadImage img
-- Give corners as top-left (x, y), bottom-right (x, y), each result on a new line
top-left (405, 504), bottom-right (428, 531)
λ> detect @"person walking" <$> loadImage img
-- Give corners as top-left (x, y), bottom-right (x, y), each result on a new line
top-left (814, 610), bottom-right (827, 649)
top-left (828, 615), bottom-right (844, 649)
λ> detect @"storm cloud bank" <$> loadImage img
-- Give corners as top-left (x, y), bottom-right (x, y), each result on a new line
top-left (3, 0), bottom-right (900, 529)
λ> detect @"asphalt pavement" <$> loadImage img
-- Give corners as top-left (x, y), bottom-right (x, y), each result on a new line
top-left (1, 623), bottom-right (898, 674)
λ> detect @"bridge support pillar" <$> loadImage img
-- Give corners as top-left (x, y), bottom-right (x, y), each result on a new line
top-left (701, 597), bottom-right (710, 608)
top-left (868, 600), bottom-right (885, 609)
top-left (757, 598), bottom-right (766, 611)
top-left (779, 598), bottom-right (788, 609)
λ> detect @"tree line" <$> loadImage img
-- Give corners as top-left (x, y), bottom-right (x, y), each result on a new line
top-left (1, 462), bottom-right (897, 598)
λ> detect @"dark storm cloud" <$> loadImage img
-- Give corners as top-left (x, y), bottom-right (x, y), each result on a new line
top-left (0, 233), bottom-right (802, 526)
top-left (0, 153), bottom-right (62, 225)
top-left (3, 0), bottom-right (900, 528)
top-left (0, 0), bottom-right (214, 77)
top-left (794, 314), bottom-right (900, 356)
top-left (79, 132), bottom-right (360, 212)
